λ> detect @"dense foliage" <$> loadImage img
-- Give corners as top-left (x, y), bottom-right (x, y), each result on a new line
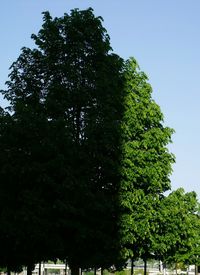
top-left (155, 188), bottom-right (200, 266)
top-left (118, 59), bottom-right (175, 269)
top-left (0, 8), bottom-right (124, 272)
top-left (0, 7), bottom-right (199, 275)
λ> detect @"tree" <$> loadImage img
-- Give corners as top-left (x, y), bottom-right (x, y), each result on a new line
top-left (154, 188), bottom-right (200, 269)
top-left (0, 8), bottom-right (177, 274)
top-left (0, 8), bottom-right (125, 272)
top-left (118, 58), bottom-right (175, 275)
top-left (0, 92), bottom-right (61, 272)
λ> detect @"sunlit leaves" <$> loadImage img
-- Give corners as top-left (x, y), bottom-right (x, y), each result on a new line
top-left (119, 58), bottom-right (175, 262)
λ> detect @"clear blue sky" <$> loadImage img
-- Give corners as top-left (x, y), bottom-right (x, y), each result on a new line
top-left (1, 1), bottom-right (200, 197)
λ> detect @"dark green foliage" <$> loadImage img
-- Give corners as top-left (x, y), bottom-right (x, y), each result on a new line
top-left (0, 8), bottom-right (125, 271)
top-left (1, 7), bottom-right (197, 274)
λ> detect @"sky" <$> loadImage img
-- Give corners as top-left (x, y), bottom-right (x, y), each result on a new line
top-left (1, 1), bottom-right (200, 198)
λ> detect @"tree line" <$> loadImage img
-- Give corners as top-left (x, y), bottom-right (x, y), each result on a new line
top-left (0, 8), bottom-right (199, 275)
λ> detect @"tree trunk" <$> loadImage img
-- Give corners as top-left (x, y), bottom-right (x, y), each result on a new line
top-left (163, 263), bottom-right (166, 275)
top-left (144, 258), bottom-right (147, 275)
top-left (101, 268), bottom-right (103, 275)
top-left (65, 260), bottom-right (67, 275)
top-left (94, 267), bottom-right (97, 275)
top-left (27, 265), bottom-right (33, 275)
top-left (70, 265), bottom-right (81, 275)
top-left (38, 262), bottom-right (41, 275)
top-left (7, 267), bottom-right (11, 275)
top-left (131, 258), bottom-right (134, 275)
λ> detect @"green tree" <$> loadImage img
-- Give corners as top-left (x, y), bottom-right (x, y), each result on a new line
top-left (0, 8), bottom-right (177, 274)
top-left (118, 58), bottom-right (175, 275)
top-left (0, 8), bottom-right (125, 273)
top-left (155, 188), bottom-right (200, 269)
top-left (0, 94), bottom-right (62, 272)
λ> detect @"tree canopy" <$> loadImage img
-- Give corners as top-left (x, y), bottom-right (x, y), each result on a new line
top-left (118, 58), bottom-right (175, 273)
top-left (0, 7), bottom-right (198, 275)
top-left (0, 8), bottom-right (125, 272)
top-left (154, 188), bottom-right (200, 266)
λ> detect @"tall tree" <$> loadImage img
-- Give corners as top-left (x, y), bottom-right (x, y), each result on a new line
top-left (0, 8), bottom-right (125, 272)
top-left (118, 58), bottom-right (175, 274)
top-left (0, 8), bottom-right (176, 274)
